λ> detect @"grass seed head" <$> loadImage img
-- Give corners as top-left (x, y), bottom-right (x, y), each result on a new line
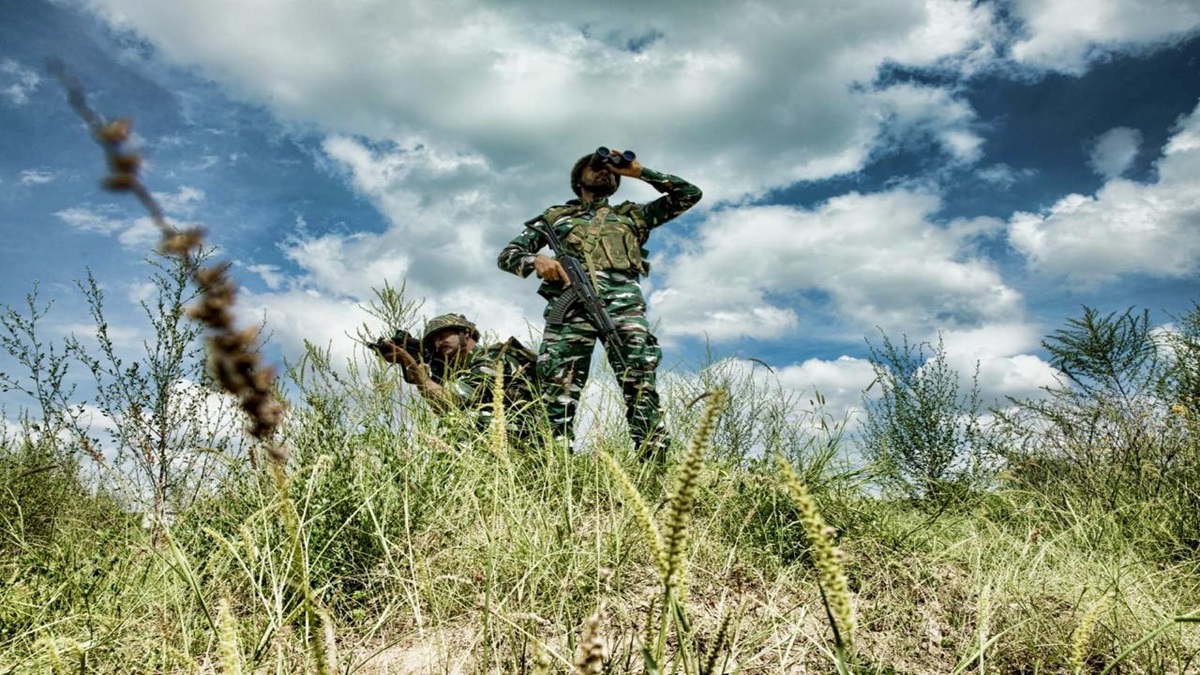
top-left (663, 387), bottom-right (727, 591)
top-left (776, 454), bottom-right (856, 646)
top-left (573, 610), bottom-right (609, 674)
top-left (1069, 591), bottom-right (1113, 673)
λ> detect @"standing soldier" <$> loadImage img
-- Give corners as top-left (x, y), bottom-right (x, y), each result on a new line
top-left (498, 148), bottom-right (702, 461)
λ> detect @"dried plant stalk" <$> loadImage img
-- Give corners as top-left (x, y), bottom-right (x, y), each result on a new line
top-left (49, 59), bottom-right (286, 464)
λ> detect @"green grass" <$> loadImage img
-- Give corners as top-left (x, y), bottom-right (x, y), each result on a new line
top-left (3, 353), bottom-right (1199, 674)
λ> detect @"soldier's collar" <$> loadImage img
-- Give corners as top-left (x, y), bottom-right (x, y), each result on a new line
top-left (580, 197), bottom-right (610, 211)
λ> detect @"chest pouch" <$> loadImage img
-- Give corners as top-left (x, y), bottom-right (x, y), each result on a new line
top-left (562, 208), bottom-right (645, 274)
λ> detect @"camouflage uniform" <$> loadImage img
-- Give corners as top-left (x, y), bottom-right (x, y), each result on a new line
top-left (497, 166), bottom-right (702, 458)
top-left (417, 314), bottom-right (540, 438)
top-left (440, 337), bottom-right (540, 437)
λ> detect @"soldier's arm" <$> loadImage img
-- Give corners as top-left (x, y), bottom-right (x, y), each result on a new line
top-left (416, 377), bottom-right (461, 412)
top-left (635, 168), bottom-right (703, 230)
top-left (498, 226), bottom-right (547, 278)
top-left (383, 344), bottom-right (460, 411)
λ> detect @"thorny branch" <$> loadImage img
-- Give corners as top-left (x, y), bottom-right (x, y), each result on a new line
top-left (49, 59), bottom-right (286, 465)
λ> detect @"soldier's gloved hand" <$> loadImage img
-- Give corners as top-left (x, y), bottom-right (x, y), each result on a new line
top-left (533, 254), bottom-right (571, 286)
top-left (603, 148), bottom-right (643, 178)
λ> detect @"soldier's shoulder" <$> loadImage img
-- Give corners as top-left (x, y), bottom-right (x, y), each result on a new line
top-left (612, 200), bottom-right (640, 215)
top-left (470, 340), bottom-right (536, 377)
top-left (495, 337), bottom-right (537, 365)
top-left (543, 200), bottom-right (585, 222)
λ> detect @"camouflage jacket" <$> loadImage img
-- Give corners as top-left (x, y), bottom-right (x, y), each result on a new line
top-left (497, 167), bottom-right (702, 298)
top-left (439, 337), bottom-right (539, 429)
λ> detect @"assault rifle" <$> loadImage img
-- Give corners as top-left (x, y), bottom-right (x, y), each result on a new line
top-left (524, 215), bottom-right (628, 373)
top-left (366, 329), bottom-right (448, 382)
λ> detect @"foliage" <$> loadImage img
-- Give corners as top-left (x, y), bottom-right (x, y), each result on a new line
top-left (859, 332), bottom-right (990, 502)
top-left (996, 305), bottom-right (1200, 560)
top-left (4, 293), bottom-right (1200, 671)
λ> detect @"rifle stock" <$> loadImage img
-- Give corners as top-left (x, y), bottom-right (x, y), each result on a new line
top-left (525, 216), bottom-right (628, 373)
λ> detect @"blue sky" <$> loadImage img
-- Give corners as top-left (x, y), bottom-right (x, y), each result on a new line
top-left (2, 0), bottom-right (1199, 426)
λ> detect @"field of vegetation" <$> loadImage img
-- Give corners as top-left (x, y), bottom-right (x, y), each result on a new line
top-left (2, 72), bottom-right (1199, 673)
top-left (1, 245), bottom-right (1198, 673)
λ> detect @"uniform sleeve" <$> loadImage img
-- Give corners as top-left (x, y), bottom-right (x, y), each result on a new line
top-left (447, 349), bottom-right (508, 404)
top-left (497, 222), bottom-right (548, 278)
top-left (443, 375), bottom-right (480, 405)
top-left (636, 168), bottom-right (703, 230)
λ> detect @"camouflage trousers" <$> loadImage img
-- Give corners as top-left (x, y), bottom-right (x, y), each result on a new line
top-left (537, 272), bottom-right (668, 461)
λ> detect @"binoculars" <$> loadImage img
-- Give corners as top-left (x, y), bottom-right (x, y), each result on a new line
top-left (591, 146), bottom-right (636, 169)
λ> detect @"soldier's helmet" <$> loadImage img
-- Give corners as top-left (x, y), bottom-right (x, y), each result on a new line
top-left (422, 313), bottom-right (481, 350)
top-left (571, 153), bottom-right (620, 197)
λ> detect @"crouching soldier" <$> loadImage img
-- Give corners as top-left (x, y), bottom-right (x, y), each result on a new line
top-left (374, 313), bottom-right (541, 439)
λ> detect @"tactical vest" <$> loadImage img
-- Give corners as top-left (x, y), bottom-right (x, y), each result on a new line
top-left (482, 337), bottom-right (540, 406)
top-left (543, 202), bottom-right (653, 275)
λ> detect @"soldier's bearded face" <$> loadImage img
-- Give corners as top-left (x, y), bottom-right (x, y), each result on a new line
top-left (580, 165), bottom-right (616, 196)
top-left (432, 329), bottom-right (470, 360)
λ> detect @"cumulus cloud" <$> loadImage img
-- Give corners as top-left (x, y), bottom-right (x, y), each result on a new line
top-left (938, 322), bottom-right (1060, 401)
top-left (1007, 0), bottom-right (1200, 73)
top-left (56, 187), bottom-right (207, 251)
top-left (1, 59), bottom-right (40, 106)
top-left (1088, 126), bottom-right (1142, 178)
top-left (652, 188), bottom-right (1020, 343)
top-left (771, 355), bottom-right (878, 419)
top-left (1009, 99), bottom-right (1200, 284)
top-left (870, 83), bottom-right (983, 163)
top-left (80, 0), bottom-right (999, 203)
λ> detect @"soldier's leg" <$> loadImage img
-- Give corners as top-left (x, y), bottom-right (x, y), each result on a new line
top-left (604, 286), bottom-right (668, 462)
top-left (537, 308), bottom-right (597, 447)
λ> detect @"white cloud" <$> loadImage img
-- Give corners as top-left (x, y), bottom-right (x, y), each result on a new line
top-left (1, 59), bottom-right (40, 106)
top-left (243, 263), bottom-right (286, 290)
top-left (19, 169), bottom-right (56, 185)
top-left (871, 83), bottom-right (983, 163)
top-left (155, 185), bottom-right (206, 214)
top-left (1010, 99), bottom-right (1200, 284)
top-left (62, 321), bottom-right (143, 345)
top-left (56, 187), bottom-right (206, 251)
top-left (242, 288), bottom-right (379, 370)
top-left (938, 322), bottom-right (1060, 401)
top-left (652, 188), bottom-right (1020, 343)
top-left (771, 355), bottom-right (878, 419)
top-left (81, 0), bottom-right (1000, 203)
top-left (977, 163), bottom-right (1037, 189)
top-left (57, 206), bottom-right (125, 236)
top-left (1088, 127), bottom-right (1142, 178)
top-left (1008, 0), bottom-right (1200, 73)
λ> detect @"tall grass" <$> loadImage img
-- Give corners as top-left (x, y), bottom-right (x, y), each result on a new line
top-left (1, 67), bottom-right (1199, 674)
